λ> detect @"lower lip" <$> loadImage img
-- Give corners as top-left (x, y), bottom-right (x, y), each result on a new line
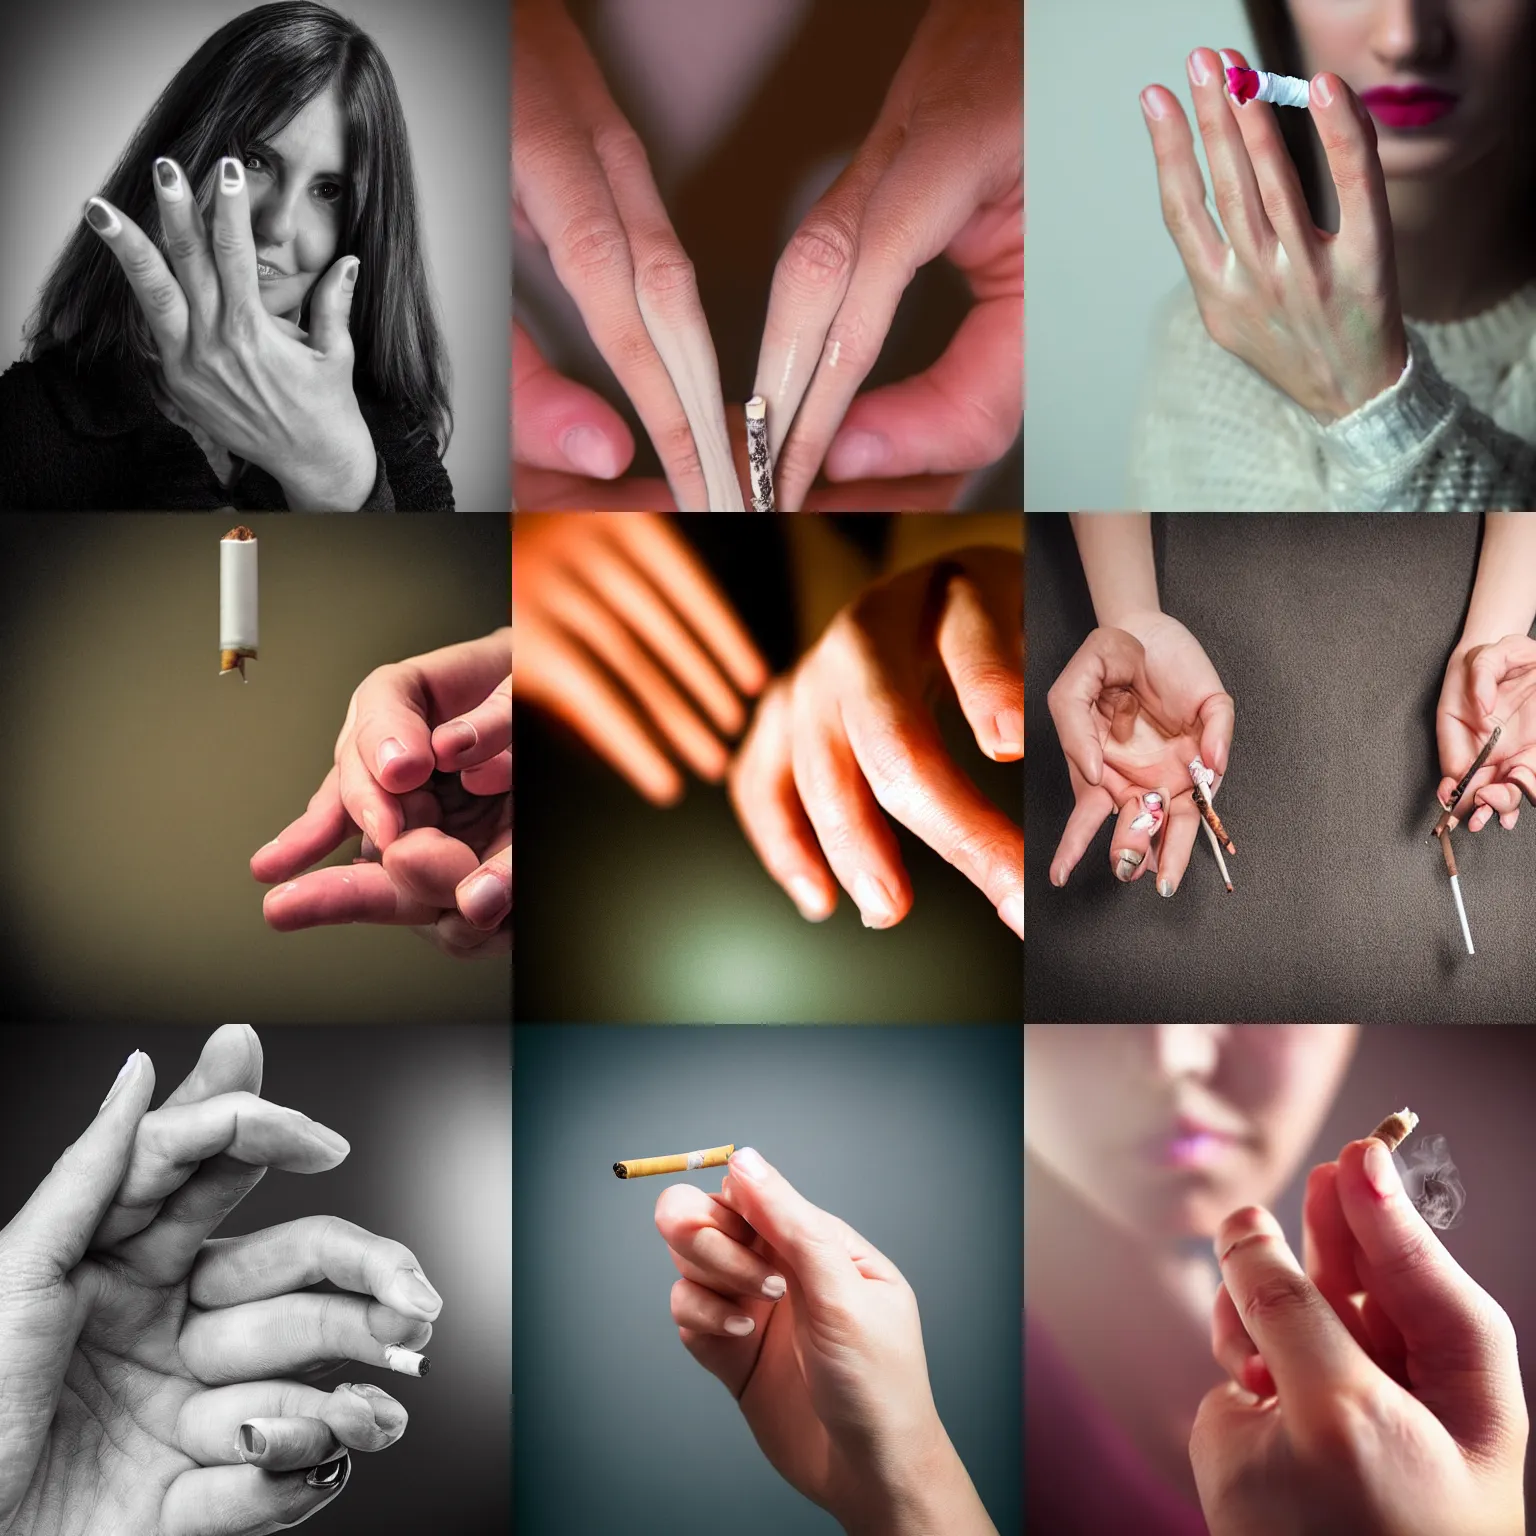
top-left (1363, 97), bottom-right (1456, 129)
top-left (257, 265), bottom-right (287, 283)
top-left (1153, 1133), bottom-right (1238, 1168)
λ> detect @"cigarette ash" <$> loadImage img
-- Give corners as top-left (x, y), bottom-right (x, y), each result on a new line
top-left (1394, 1133), bottom-right (1466, 1231)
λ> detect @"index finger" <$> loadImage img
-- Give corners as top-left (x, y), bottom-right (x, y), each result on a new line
top-left (209, 158), bottom-right (263, 325)
top-left (1045, 628), bottom-right (1145, 786)
top-left (1310, 74), bottom-right (1393, 264)
top-left (262, 862), bottom-right (445, 931)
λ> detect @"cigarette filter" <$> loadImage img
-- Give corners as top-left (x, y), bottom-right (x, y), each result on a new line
top-left (1226, 67), bottom-right (1311, 109)
top-left (1368, 1107), bottom-right (1418, 1152)
top-left (383, 1345), bottom-right (430, 1378)
top-left (614, 1143), bottom-right (735, 1179)
top-left (745, 396), bottom-right (775, 512)
top-left (219, 526), bottom-right (258, 681)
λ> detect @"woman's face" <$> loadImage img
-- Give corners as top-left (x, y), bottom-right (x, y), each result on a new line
top-left (242, 83), bottom-right (348, 322)
top-left (1025, 1025), bottom-right (1360, 1241)
top-left (1288, 0), bottom-right (1536, 183)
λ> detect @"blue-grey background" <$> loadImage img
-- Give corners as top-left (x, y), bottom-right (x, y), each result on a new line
top-left (513, 1024), bottom-right (1022, 1535)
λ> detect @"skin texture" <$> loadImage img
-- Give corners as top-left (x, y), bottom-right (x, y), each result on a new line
top-left (654, 1147), bottom-right (997, 1536)
top-left (0, 1025), bottom-right (434, 1536)
top-left (728, 547), bottom-right (1023, 936)
top-left (511, 513), bottom-right (768, 805)
top-left (251, 630), bottom-right (511, 959)
top-left (84, 86), bottom-right (377, 510)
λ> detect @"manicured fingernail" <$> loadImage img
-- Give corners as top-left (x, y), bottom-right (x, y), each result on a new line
top-left (84, 197), bottom-right (120, 236)
top-left (100, 1050), bottom-right (143, 1110)
top-left (154, 158), bottom-right (183, 200)
top-left (305, 1452), bottom-right (350, 1490)
top-left (397, 1265), bottom-right (443, 1319)
top-left (1188, 50), bottom-right (1211, 85)
top-left (730, 1146), bottom-right (769, 1182)
top-left (1365, 1140), bottom-right (1401, 1197)
top-left (220, 157), bottom-right (245, 193)
top-left (376, 737), bottom-right (409, 776)
top-left (343, 257), bottom-right (360, 286)
top-left (383, 1346), bottom-right (430, 1378)
top-left (1049, 866), bottom-right (1066, 888)
top-left (1218, 49), bottom-right (1241, 71)
top-left (999, 893), bottom-right (1023, 938)
top-left (440, 720), bottom-right (478, 756)
top-left (1158, 877), bottom-right (1175, 898)
top-left (1129, 790), bottom-right (1165, 834)
top-left (789, 876), bottom-right (833, 921)
top-left (561, 424), bottom-right (621, 480)
top-left (1312, 73), bottom-right (1333, 107)
top-left (853, 872), bottom-right (897, 928)
top-left (459, 870), bottom-right (509, 928)
top-left (1114, 849), bottom-right (1143, 883)
top-left (762, 1274), bottom-right (787, 1300)
top-left (299, 1116), bottom-right (350, 1158)
top-left (336, 1381), bottom-right (406, 1431)
top-left (239, 1423), bottom-right (267, 1460)
top-left (1140, 88), bottom-right (1166, 121)
top-left (724, 1315), bottom-right (755, 1336)
top-left (993, 710), bottom-right (1024, 758)
top-left (825, 430), bottom-right (890, 481)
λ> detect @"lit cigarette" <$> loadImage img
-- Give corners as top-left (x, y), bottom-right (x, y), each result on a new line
top-left (1432, 725), bottom-right (1502, 838)
top-left (745, 396), bottom-right (775, 512)
top-left (1368, 1107), bottom-right (1418, 1153)
top-left (1226, 67), bottom-right (1311, 109)
top-left (383, 1346), bottom-right (430, 1378)
top-left (1439, 830), bottom-right (1475, 955)
top-left (613, 1143), bottom-right (735, 1179)
top-left (219, 526), bottom-right (258, 681)
top-left (1188, 759), bottom-right (1236, 855)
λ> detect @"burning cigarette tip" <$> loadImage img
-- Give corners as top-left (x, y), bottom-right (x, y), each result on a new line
top-left (383, 1346), bottom-right (429, 1378)
top-left (1368, 1107), bottom-right (1419, 1152)
top-left (613, 1143), bottom-right (736, 1179)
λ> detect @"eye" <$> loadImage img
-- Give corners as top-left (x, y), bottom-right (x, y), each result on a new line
top-left (243, 152), bottom-right (268, 174)
top-left (313, 181), bottom-right (344, 204)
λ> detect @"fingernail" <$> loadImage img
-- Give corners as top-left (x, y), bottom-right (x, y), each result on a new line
top-left (360, 810), bottom-right (382, 847)
top-left (439, 720), bottom-right (478, 756)
top-left (853, 871), bottom-right (898, 929)
top-left (154, 158), bottom-right (183, 200)
top-left (305, 1452), bottom-right (350, 1490)
top-left (376, 737), bottom-right (409, 776)
top-left (1188, 50), bottom-right (1211, 85)
top-left (220, 157), bottom-right (244, 193)
top-left (1049, 866), bottom-right (1066, 888)
top-left (1312, 73), bottom-right (1333, 107)
top-left (1114, 849), bottom-right (1143, 883)
top-left (336, 1381), bottom-right (406, 1431)
top-left (383, 1345), bottom-right (430, 1378)
top-left (730, 1146), bottom-right (769, 1182)
top-left (239, 1423), bottom-right (267, 1460)
top-left (724, 1315), bottom-right (755, 1336)
top-left (999, 893), bottom-right (1023, 939)
top-left (1365, 1140), bottom-right (1401, 1197)
top-left (100, 1050), bottom-right (143, 1110)
top-left (397, 1265), bottom-right (443, 1319)
top-left (789, 875), bottom-right (833, 921)
top-left (300, 1116), bottom-right (350, 1158)
top-left (1140, 88), bottom-right (1166, 121)
top-left (762, 1274), bottom-right (787, 1300)
top-left (561, 424), bottom-right (621, 480)
top-left (1218, 49), bottom-right (1239, 69)
top-left (343, 257), bottom-right (360, 286)
top-left (993, 710), bottom-right (1024, 758)
top-left (1158, 877), bottom-right (1175, 898)
top-left (84, 197), bottom-right (120, 236)
top-left (459, 870), bottom-right (509, 928)
top-left (824, 430), bottom-right (890, 481)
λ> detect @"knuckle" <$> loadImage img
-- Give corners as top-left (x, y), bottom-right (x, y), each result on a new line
top-left (221, 300), bottom-right (259, 347)
top-left (653, 417), bottom-right (706, 491)
top-left (1238, 1267), bottom-right (1315, 1330)
top-left (210, 220), bottom-right (248, 258)
top-left (632, 248), bottom-right (698, 306)
top-left (590, 120), bottom-right (652, 177)
top-left (779, 216), bottom-right (857, 290)
top-left (166, 228), bottom-right (204, 263)
top-left (823, 309), bottom-right (878, 377)
top-left (558, 214), bottom-right (632, 287)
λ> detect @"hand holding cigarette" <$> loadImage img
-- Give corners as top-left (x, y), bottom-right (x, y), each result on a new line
top-left (728, 548), bottom-right (1022, 935)
top-left (0, 1026), bottom-right (437, 1535)
top-left (253, 629), bottom-right (513, 958)
top-left (1434, 635), bottom-right (1536, 835)
top-left (652, 1148), bottom-right (997, 1534)
top-left (1191, 1136), bottom-right (1525, 1536)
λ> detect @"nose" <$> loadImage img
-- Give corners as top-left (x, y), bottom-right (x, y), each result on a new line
top-left (1369, 0), bottom-right (1451, 67)
top-left (248, 179), bottom-right (303, 250)
top-left (1148, 1023), bottom-right (1225, 1080)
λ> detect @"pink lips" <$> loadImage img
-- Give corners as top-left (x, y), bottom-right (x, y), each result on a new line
top-left (1148, 1119), bottom-right (1243, 1168)
top-left (1359, 86), bottom-right (1457, 129)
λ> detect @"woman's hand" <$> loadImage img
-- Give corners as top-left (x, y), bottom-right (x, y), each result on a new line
top-left (728, 548), bottom-right (1022, 936)
top-left (654, 1148), bottom-right (997, 1536)
top-left (512, 513), bottom-right (767, 802)
top-left (1192, 1140), bottom-right (1527, 1536)
top-left (1435, 635), bottom-right (1536, 832)
top-left (757, 0), bottom-right (1022, 510)
top-left (0, 1025), bottom-right (436, 1536)
top-left (251, 630), bottom-right (512, 958)
top-left (1045, 615), bottom-right (1234, 896)
top-left (1140, 46), bottom-right (1408, 424)
top-left (85, 157), bottom-right (376, 510)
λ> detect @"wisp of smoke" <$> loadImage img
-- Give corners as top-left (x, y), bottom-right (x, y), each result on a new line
top-left (1394, 1133), bottom-right (1466, 1231)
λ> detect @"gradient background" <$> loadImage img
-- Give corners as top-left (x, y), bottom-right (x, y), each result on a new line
top-left (513, 1023), bottom-right (1022, 1535)
top-left (0, 1023), bottom-right (511, 1531)
top-left (1025, 0), bottom-right (1245, 510)
top-left (0, 514), bottom-right (510, 1024)
top-left (0, 0), bottom-right (509, 510)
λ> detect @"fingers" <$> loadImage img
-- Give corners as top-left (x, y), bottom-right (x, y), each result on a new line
top-left (262, 862), bottom-right (445, 932)
top-left (432, 676), bottom-right (512, 784)
top-left (161, 1459), bottom-right (351, 1536)
top-left (308, 254), bottom-right (360, 359)
top-left (1211, 1280), bottom-right (1276, 1400)
top-left (670, 1274), bottom-right (765, 1339)
top-left (83, 195), bottom-right (190, 355)
top-left (1470, 780), bottom-right (1522, 833)
top-left (208, 158), bottom-right (263, 336)
top-left (252, 768), bottom-right (354, 884)
top-left (1300, 1162), bottom-right (1384, 1368)
top-left (654, 1183), bottom-right (788, 1302)
top-left (151, 157), bottom-right (219, 333)
top-left (342, 666), bottom-right (438, 842)
top-left (1467, 635), bottom-right (1536, 723)
top-left (177, 1380), bottom-right (407, 1468)
top-left (1048, 776), bottom-right (1115, 888)
top-left (1046, 628), bottom-right (1146, 786)
top-left (1109, 789), bottom-right (1165, 885)
top-left (1153, 797), bottom-right (1201, 898)
top-left (1309, 73), bottom-right (1393, 268)
top-left (382, 827), bottom-right (483, 912)
top-left (1140, 85), bottom-right (1228, 286)
top-left (1198, 692), bottom-right (1236, 779)
top-left (1218, 46), bottom-right (1317, 263)
top-left (512, 319), bottom-right (636, 479)
top-left (455, 844), bottom-right (511, 932)
top-left (935, 568), bottom-right (1024, 762)
top-left (1185, 47), bottom-right (1273, 266)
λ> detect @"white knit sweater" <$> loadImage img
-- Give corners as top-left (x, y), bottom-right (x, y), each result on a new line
top-left (1128, 281), bottom-right (1536, 510)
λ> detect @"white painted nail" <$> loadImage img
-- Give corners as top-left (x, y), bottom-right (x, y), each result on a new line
top-left (724, 1316), bottom-right (755, 1336)
top-left (100, 1050), bottom-right (143, 1110)
top-left (762, 1274), bottom-right (787, 1300)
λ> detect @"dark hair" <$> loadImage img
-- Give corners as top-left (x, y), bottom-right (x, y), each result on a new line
top-left (24, 1), bottom-right (451, 455)
top-left (1240, 0), bottom-right (1328, 226)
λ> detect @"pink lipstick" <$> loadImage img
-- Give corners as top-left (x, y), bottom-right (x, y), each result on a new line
top-left (1148, 1117), bottom-right (1243, 1168)
top-left (1359, 86), bottom-right (1457, 129)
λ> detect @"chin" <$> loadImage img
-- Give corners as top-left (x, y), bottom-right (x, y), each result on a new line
top-left (1130, 1176), bottom-right (1238, 1242)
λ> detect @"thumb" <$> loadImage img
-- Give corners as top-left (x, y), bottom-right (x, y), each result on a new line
top-left (513, 319), bottom-right (635, 478)
top-left (1189, 1377), bottom-right (1270, 1503)
top-left (308, 255), bottom-right (360, 357)
top-left (1198, 693), bottom-right (1236, 778)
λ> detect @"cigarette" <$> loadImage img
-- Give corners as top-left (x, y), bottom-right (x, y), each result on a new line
top-left (1188, 779), bottom-right (1236, 856)
top-left (613, 1143), bottom-right (735, 1179)
top-left (1226, 67), bottom-right (1312, 109)
top-left (1438, 829), bottom-right (1476, 954)
top-left (1432, 725), bottom-right (1502, 838)
top-left (383, 1346), bottom-right (430, 1378)
top-left (219, 525), bottom-right (258, 682)
top-left (1368, 1107), bottom-right (1418, 1153)
top-left (745, 396), bottom-right (775, 512)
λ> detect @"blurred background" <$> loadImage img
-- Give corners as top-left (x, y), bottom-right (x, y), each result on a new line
top-left (0, 513), bottom-right (509, 1024)
top-left (0, 1022), bottom-right (511, 1532)
top-left (514, 1022), bottom-right (1022, 1536)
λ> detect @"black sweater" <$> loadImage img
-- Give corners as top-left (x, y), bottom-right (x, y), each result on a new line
top-left (0, 346), bottom-right (455, 510)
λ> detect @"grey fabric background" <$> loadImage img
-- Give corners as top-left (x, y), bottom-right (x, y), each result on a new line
top-left (512, 1023), bottom-right (1022, 1535)
top-left (1025, 513), bottom-right (1536, 1022)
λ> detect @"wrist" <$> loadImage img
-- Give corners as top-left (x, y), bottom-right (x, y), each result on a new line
top-left (836, 1424), bottom-right (996, 1536)
top-left (281, 422), bottom-right (377, 511)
